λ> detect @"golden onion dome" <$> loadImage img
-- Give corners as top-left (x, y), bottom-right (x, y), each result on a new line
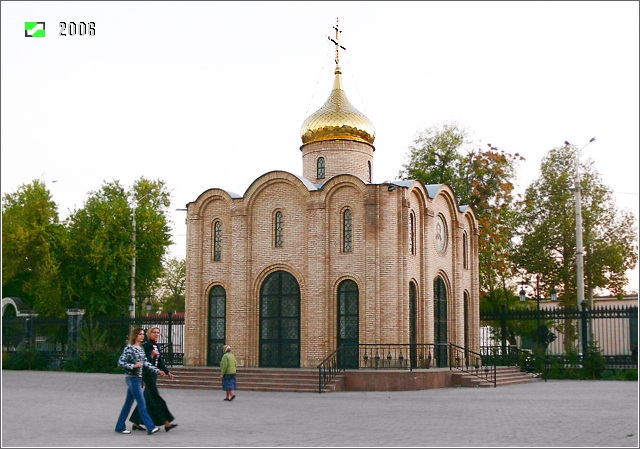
top-left (300, 66), bottom-right (375, 145)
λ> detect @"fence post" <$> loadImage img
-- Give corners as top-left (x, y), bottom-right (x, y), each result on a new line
top-left (22, 312), bottom-right (38, 350)
top-left (167, 311), bottom-right (174, 366)
top-left (66, 304), bottom-right (86, 359)
top-left (580, 300), bottom-right (589, 359)
top-left (500, 302), bottom-right (507, 365)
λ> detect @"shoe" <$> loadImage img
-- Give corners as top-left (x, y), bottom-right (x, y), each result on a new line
top-left (165, 424), bottom-right (178, 432)
top-left (223, 398), bottom-right (230, 401)
top-left (116, 429), bottom-right (131, 434)
top-left (132, 424), bottom-right (146, 431)
top-left (230, 395), bottom-right (235, 401)
top-left (148, 427), bottom-right (160, 435)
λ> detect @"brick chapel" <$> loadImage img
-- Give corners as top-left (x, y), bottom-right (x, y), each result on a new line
top-left (183, 23), bottom-right (480, 369)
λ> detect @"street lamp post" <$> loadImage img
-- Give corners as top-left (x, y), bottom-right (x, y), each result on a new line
top-left (519, 275), bottom-right (557, 352)
top-left (564, 137), bottom-right (596, 310)
top-left (129, 191), bottom-right (153, 319)
top-left (564, 137), bottom-right (596, 354)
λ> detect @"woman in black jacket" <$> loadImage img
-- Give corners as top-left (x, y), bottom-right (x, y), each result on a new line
top-left (130, 327), bottom-right (178, 432)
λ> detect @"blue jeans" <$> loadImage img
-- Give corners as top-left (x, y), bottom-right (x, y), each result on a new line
top-left (115, 376), bottom-right (156, 433)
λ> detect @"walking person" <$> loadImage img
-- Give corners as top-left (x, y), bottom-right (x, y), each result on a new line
top-left (114, 327), bottom-right (164, 435)
top-left (220, 345), bottom-right (237, 401)
top-left (130, 327), bottom-right (178, 432)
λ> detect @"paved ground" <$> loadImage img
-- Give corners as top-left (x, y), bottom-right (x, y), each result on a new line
top-left (1, 370), bottom-right (638, 447)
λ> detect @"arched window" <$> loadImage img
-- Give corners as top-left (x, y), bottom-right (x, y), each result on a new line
top-left (463, 232), bottom-right (469, 269)
top-left (317, 157), bottom-right (326, 179)
top-left (343, 209), bottom-right (352, 252)
top-left (275, 211), bottom-right (283, 248)
top-left (409, 211), bottom-right (416, 255)
top-left (213, 220), bottom-right (222, 261)
top-left (367, 161), bottom-right (372, 182)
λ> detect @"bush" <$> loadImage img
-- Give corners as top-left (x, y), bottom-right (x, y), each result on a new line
top-left (64, 320), bottom-right (122, 373)
top-left (582, 338), bottom-right (606, 379)
top-left (2, 349), bottom-right (48, 370)
top-left (64, 350), bottom-right (121, 373)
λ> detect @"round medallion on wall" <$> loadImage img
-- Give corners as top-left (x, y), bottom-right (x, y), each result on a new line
top-left (434, 215), bottom-right (447, 253)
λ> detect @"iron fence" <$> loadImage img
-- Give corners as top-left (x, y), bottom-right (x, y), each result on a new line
top-left (480, 303), bottom-right (638, 369)
top-left (1, 312), bottom-right (185, 367)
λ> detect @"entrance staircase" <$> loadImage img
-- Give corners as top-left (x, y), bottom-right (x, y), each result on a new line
top-left (451, 366), bottom-right (542, 388)
top-left (159, 365), bottom-right (540, 392)
top-left (157, 367), bottom-right (344, 393)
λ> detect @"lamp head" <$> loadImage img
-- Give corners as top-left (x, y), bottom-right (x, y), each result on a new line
top-left (519, 287), bottom-right (527, 302)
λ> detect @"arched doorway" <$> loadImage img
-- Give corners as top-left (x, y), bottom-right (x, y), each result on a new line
top-left (260, 270), bottom-right (300, 367)
top-left (337, 279), bottom-right (359, 369)
top-left (433, 276), bottom-right (448, 367)
top-left (409, 282), bottom-right (418, 369)
top-left (208, 285), bottom-right (226, 366)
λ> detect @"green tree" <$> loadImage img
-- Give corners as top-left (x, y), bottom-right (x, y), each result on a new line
top-left (2, 180), bottom-right (65, 316)
top-left (511, 144), bottom-right (638, 306)
top-left (63, 178), bottom-right (173, 316)
top-left (399, 122), bottom-right (523, 298)
top-left (154, 257), bottom-right (186, 313)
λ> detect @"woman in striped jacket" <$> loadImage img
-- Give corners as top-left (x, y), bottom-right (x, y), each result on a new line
top-left (114, 327), bottom-right (165, 435)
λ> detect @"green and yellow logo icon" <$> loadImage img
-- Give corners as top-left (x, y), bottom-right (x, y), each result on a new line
top-left (25, 22), bottom-right (45, 37)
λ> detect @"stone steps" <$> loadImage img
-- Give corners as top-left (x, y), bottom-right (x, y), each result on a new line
top-left (158, 367), bottom-right (344, 393)
top-left (159, 366), bottom-right (540, 392)
top-left (451, 366), bottom-right (541, 388)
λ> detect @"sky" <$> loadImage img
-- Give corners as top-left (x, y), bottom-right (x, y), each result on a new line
top-left (2, 1), bottom-right (638, 293)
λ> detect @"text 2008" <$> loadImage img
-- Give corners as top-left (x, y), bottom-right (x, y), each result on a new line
top-left (59, 22), bottom-right (96, 36)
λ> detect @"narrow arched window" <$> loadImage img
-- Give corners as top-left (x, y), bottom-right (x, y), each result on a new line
top-left (409, 211), bottom-right (416, 255)
top-left (275, 211), bottom-right (284, 247)
top-left (317, 157), bottom-right (326, 179)
top-left (463, 231), bottom-right (469, 269)
top-left (367, 161), bottom-right (372, 182)
top-left (343, 209), bottom-right (352, 252)
top-left (213, 220), bottom-right (222, 261)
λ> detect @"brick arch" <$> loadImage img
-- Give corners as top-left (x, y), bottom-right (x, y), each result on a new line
top-left (244, 171), bottom-right (314, 211)
top-left (317, 173), bottom-right (368, 204)
top-left (190, 188), bottom-right (237, 217)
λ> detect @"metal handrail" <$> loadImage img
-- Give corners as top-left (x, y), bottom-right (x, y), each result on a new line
top-left (494, 346), bottom-right (551, 381)
top-left (449, 343), bottom-right (497, 387)
top-left (317, 343), bottom-right (497, 392)
top-left (317, 345), bottom-right (344, 393)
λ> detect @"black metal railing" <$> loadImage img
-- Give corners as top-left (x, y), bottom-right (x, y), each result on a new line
top-left (480, 344), bottom-right (550, 381)
top-left (317, 343), bottom-right (498, 392)
top-left (317, 346), bottom-right (344, 393)
top-left (449, 343), bottom-right (497, 387)
top-left (481, 303), bottom-right (638, 369)
top-left (2, 312), bottom-right (185, 368)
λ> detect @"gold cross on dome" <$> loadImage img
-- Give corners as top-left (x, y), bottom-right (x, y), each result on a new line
top-left (328, 17), bottom-right (346, 66)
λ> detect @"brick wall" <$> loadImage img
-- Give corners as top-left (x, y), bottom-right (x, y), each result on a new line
top-left (185, 164), bottom-right (479, 368)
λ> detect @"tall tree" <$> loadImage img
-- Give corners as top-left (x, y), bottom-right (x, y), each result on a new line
top-left (63, 178), bottom-right (173, 316)
top-left (153, 257), bottom-right (186, 313)
top-left (511, 144), bottom-right (638, 306)
top-left (399, 122), bottom-right (523, 299)
top-left (2, 180), bottom-right (65, 316)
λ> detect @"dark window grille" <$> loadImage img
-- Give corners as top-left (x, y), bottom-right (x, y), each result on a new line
top-left (208, 285), bottom-right (226, 366)
top-left (343, 209), bottom-right (352, 252)
top-left (213, 221), bottom-right (222, 261)
top-left (434, 276), bottom-right (448, 367)
top-left (317, 157), bottom-right (326, 179)
top-left (259, 271), bottom-right (300, 367)
top-left (410, 212), bottom-right (416, 255)
top-left (338, 280), bottom-right (359, 369)
top-left (275, 211), bottom-right (283, 247)
top-left (463, 232), bottom-right (469, 269)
